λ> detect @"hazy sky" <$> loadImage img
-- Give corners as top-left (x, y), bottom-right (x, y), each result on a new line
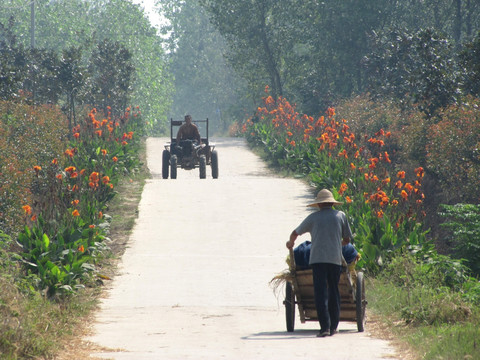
top-left (131, 0), bottom-right (164, 28)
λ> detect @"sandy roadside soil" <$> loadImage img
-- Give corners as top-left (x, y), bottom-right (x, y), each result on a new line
top-left (81, 137), bottom-right (400, 360)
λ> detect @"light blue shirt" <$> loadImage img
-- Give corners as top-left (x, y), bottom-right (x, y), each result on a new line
top-left (295, 207), bottom-right (352, 266)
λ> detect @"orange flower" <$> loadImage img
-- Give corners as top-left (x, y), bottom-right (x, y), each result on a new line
top-left (89, 172), bottom-right (99, 182)
top-left (73, 132), bottom-right (80, 139)
top-left (401, 190), bottom-right (408, 200)
top-left (338, 183), bottom-right (348, 195)
top-left (31, 214), bottom-right (37, 222)
top-left (346, 196), bottom-right (352, 204)
top-left (33, 165), bottom-right (42, 173)
top-left (64, 148), bottom-right (75, 158)
top-left (23, 205), bottom-right (32, 215)
top-left (71, 199), bottom-right (80, 206)
top-left (415, 167), bottom-right (425, 178)
top-left (404, 183), bottom-right (414, 193)
top-left (72, 209), bottom-right (80, 217)
top-left (338, 149), bottom-right (348, 159)
top-left (51, 158), bottom-right (58, 165)
top-left (65, 166), bottom-right (76, 173)
top-left (70, 172), bottom-right (78, 178)
top-left (382, 151), bottom-right (391, 163)
top-left (397, 171), bottom-right (406, 179)
top-left (391, 199), bottom-right (399, 206)
top-left (56, 174), bottom-right (63, 180)
top-left (101, 149), bottom-right (107, 156)
top-left (122, 141), bottom-right (128, 146)
top-left (89, 225), bottom-right (96, 229)
top-left (376, 210), bottom-right (384, 218)
top-left (326, 107), bottom-right (335, 117)
top-left (112, 156), bottom-right (118, 163)
top-left (78, 245), bottom-right (85, 253)
top-left (95, 130), bottom-right (102, 137)
top-left (72, 184), bottom-right (78, 192)
top-left (395, 180), bottom-right (403, 189)
top-left (102, 176), bottom-right (110, 184)
top-left (98, 211), bottom-right (103, 219)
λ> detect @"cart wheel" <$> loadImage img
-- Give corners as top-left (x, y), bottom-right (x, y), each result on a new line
top-left (285, 282), bottom-right (295, 332)
top-left (162, 150), bottom-right (170, 179)
top-left (199, 155), bottom-right (206, 179)
top-left (211, 150), bottom-right (219, 179)
top-left (356, 271), bottom-right (366, 332)
top-left (170, 155), bottom-right (177, 179)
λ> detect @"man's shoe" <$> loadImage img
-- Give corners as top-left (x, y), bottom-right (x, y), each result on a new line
top-left (330, 329), bottom-right (337, 336)
top-left (316, 330), bottom-right (330, 337)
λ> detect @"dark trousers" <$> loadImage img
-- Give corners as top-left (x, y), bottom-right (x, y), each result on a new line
top-left (311, 263), bottom-right (342, 332)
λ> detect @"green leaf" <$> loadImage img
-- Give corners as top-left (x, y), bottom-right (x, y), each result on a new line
top-left (42, 233), bottom-right (50, 250)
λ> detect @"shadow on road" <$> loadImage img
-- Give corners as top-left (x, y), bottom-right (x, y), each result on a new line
top-left (242, 328), bottom-right (358, 341)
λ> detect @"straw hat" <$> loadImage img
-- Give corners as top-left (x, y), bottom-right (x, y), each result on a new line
top-left (307, 189), bottom-right (343, 207)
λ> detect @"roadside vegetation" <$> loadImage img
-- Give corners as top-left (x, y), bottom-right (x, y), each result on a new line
top-left (239, 92), bottom-right (480, 359)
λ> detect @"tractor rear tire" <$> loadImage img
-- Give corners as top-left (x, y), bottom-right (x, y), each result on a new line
top-left (211, 150), bottom-right (219, 179)
top-left (199, 155), bottom-right (206, 179)
top-left (162, 150), bottom-right (170, 179)
top-left (170, 155), bottom-right (177, 179)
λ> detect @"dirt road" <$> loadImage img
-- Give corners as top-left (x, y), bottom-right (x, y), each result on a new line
top-left (86, 137), bottom-right (398, 359)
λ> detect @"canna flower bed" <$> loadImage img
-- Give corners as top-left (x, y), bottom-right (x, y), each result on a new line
top-left (243, 87), bottom-right (428, 272)
top-left (3, 103), bottom-right (143, 297)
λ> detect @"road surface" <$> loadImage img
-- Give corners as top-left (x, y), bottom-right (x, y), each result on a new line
top-left (86, 137), bottom-right (399, 359)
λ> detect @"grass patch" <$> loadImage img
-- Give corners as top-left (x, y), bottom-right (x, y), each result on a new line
top-left (368, 277), bottom-right (480, 360)
top-left (0, 138), bottom-right (149, 359)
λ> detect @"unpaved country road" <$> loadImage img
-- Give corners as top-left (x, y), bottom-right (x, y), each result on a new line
top-left (86, 137), bottom-right (399, 360)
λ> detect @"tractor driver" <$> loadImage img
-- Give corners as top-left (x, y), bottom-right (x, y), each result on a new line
top-left (176, 114), bottom-right (201, 145)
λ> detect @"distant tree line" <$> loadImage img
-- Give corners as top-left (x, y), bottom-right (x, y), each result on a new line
top-left (196, 0), bottom-right (480, 117)
top-left (0, 20), bottom-right (134, 133)
top-left (0, 0), bottom-right (172, 134)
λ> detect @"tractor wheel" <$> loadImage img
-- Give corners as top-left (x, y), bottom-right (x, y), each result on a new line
top-left (170, 155), bottom-right (177, 179)
top-left (285, 282), bottom-right (295, 332)
top-left (211, 150), bottom-right (219, 179)
top-left (199, 155), bottom-right (206, 179)
top-left (356, 271), bottom-right (366, 332)
top-left (162, 150), bottom-right (170, 179)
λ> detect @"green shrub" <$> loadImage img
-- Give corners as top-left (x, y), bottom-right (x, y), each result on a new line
top-left (439, 203), bottom-right (480, 276)
top-left (379, 249), bottom-right (476, 325)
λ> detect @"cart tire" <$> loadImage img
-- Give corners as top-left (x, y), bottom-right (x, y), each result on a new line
top-left (170, 155), bottom-right (177, 179)
top-left (211, 150), bottom-right (219, 179)
top-left (199, 155), bottom-right (206, 179)
top-left (285, 282), bottom-right (295, 332)
top-left (162, 150), bottom-right (170, 179)
top-left (356, 271), bottom-right (366, 332)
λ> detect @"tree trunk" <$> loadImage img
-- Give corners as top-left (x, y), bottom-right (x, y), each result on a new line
top-left (453, 0), bottom-right (462, 46)
top-left (257, 3), bottom-right (283, 99)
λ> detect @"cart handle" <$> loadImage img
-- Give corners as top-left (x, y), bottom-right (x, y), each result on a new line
top-left (288, 248), bottom-right (296, 271)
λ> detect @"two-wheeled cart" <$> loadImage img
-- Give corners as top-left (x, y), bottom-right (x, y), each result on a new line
top-left (284, 248), bottom-right (366, 332)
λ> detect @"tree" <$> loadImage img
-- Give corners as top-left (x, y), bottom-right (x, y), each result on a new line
top-left (460, 30), bottom-right (480, 97)
top-left (0, 0), bottom-right (173, 133)
top-left (200, 0), bottom-right (284, 100)
top-left (364, 28), bottom-right (458, 117)
top-left (58, 45), bottom-right (86, 132)
top-left (160, 0), bottom-right (248, 132)
top-left (0, 17), bottom-right (28, 100)
top-left (86, 39), bottom-right (135, 116)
